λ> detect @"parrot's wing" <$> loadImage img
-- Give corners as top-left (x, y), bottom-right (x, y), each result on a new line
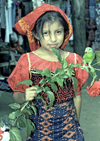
top-left (83, 53), bottom-right (86, 59)
top-left (88, 53), bottom-right (95, 66)
top-left (83, 52), bottom-right (95, 66)
top-left (83, 53), bottom-right (87, 64)
top-left (87, 53), bottom-right (95, 63)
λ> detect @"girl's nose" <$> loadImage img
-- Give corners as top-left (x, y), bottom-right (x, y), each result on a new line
top-left (50, 33), bottom-right (57, 42)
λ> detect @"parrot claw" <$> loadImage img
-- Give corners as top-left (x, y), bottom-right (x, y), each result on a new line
top-left (83, 64), bottom-right (88, 68)
top-left (88, 64), bottom-right (91, 68)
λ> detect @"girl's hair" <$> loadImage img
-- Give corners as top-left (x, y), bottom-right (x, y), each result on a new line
top-left (32, 11), bottom-right (69, 39)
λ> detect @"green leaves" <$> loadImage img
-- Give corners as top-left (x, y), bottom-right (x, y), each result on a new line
top-left (36, 87), bottom-right (43, 93)
top-left (39, 79), bottom-right (47, 85)
top-left (35, 94), bottom-right (47, 106)
top-left (9, 110), bottom-right (23, 120)
top-left (89, 66), bottom-right (98, 88)
top-left (71, 77), bottom-right (77, 96)
top-left (30, 106), bottom-right (37, 116)
top-left (61, 57), bottom-right (67, 68)
top-left (41, 69), bottom-right (51, 77)
top-left (10, 127), bottom-right (22, 141)
top-left (0, 100), bottom-right (38, 141)
top-left (16, 79), bottom-right (33, 86)
top-left (23, 108), bottom-right (33, 115)
top-left (80, 65), bottom-right (98, 89)
top-left (55, 77), bottom-right (63, 87)
top-left (51, 48), bottom-right (62, 63)
top-left (50, 82), bottom-right (58, 92)
top-left (26, 119), bottom-right (35, 137)
top-left (17, 117), bottom-right (26, 128)
top-left (46, 91), bottom-right (55, 109)
top-left (9, 103), bottom-right (21, 110)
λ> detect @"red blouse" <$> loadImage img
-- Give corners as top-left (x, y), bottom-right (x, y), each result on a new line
top-left (8, 52), bottom-right (88, 102)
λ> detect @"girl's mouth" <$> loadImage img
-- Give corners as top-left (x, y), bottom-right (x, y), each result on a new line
top-left (48, 44), bottom-right (58, 47)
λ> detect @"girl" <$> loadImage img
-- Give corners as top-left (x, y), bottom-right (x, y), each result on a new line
top-left (8, 4), bottom-right (88, 141)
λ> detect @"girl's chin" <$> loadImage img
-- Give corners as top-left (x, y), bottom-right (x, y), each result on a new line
top-left (41, 46), bottom-right (60, 52)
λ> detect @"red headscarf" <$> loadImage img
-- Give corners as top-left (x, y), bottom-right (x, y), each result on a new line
top-left (14, 4), bottom-right (73, 51)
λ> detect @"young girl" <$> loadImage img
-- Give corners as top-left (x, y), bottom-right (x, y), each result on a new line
top-left (8, 4), bottom-right (88, 141)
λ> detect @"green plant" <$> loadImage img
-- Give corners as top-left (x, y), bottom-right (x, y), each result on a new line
top-left (0, 48), bottom-right (99, 141)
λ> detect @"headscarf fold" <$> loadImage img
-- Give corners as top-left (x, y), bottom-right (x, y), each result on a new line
top-left (14, 4), bottom-right (73, 51)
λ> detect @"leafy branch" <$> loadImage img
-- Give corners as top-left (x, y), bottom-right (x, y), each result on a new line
top-left (0, 100), bottom-right (36, 141)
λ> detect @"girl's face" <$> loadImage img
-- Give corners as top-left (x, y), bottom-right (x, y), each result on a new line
top-left (38, 21), bottom-right (65, 52)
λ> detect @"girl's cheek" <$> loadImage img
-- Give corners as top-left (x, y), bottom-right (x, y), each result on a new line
top-left (44, 36), bottom-right (50, 40)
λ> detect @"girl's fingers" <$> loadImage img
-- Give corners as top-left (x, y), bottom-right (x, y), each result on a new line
top-left (26, 94), bottom-right (37, 101)
top-left (25, 87), bottom-right (38, 101)
top-left (27, 90), bottom-right (37, 95)
top-left (25, 87), bottom-right (37, 93)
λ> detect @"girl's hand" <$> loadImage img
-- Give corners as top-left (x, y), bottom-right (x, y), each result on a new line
top-left (25, 87), bottom-right (37, 101)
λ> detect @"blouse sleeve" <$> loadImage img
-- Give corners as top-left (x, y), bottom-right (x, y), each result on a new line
top-left (8, 54), bottom-right (30, 92)
top-left (75, 54), bottom-right (89, 96)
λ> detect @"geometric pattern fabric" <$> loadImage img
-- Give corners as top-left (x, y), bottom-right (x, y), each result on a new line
top-left (27, 100), bottom-right (84, 141)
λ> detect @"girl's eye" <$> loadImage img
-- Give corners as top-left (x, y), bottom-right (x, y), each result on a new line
top-left (43, 32), bottom-right (49, 35)
top-left (56, 31), bottom-right (62, 34)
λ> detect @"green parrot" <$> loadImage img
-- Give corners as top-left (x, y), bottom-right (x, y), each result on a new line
top-left (83, 47), bottom-right (95, 68)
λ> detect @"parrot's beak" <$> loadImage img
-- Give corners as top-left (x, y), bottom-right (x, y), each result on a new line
top-left (85, 49), bottom-right (87, 53)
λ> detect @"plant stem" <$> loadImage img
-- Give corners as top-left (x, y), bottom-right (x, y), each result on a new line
top-left (21, 102), bottom-right (29, 111)
top-left (52, 72), bottom-right (59, 78)
top-left (92, 60), bottom-right (100, 66)
top-left (94, 68), bottom-right (100, 71)
top-left (11, 118), bottom-right (17, 127)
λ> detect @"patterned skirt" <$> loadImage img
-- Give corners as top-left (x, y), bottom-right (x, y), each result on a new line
top-left (27, 100), bottom-right (84, 141)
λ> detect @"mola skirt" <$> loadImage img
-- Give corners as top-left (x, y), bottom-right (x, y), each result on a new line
top-left (27, 100), bottom-right (84, 141)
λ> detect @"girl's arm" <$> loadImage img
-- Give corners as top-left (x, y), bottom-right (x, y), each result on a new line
top-left (73, 95), bottom-right (81, 122)
top-left (13, 92), bottom-right (25, 104)
top-left (13, 87), bottom-right (37, 104)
